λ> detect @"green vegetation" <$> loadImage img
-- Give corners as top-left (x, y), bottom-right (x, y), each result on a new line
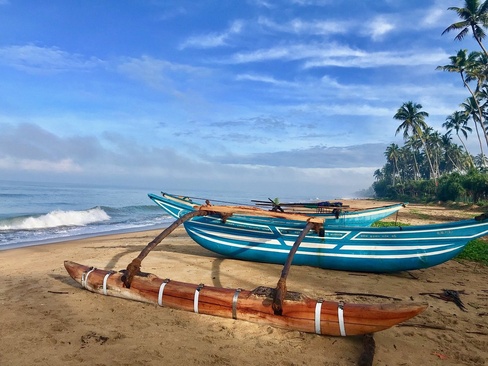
top-left (369, 1), bottom-right (488, 266)
top-left (455, 238), bottom-right (488, 265)
top-left (371, 0), bottom-right (488, 204)
top-left (408, 210), bottom-right (431, 220)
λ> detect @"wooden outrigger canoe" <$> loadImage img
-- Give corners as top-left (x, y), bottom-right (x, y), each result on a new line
top-left (64, 261), bottom-right (427, 337)
top-left (149, 192), bottom-right (488, 273)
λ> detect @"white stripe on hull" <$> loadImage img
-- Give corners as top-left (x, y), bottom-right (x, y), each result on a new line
top-left (188, 228), bottom-right (465, 260)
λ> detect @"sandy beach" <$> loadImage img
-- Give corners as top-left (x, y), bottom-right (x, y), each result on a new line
top-left (1, 200), bottom-right (487, 366)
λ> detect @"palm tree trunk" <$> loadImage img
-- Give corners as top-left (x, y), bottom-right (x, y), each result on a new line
top-left (480, 118), bottom-right (488, 150)
top-left (416, 127), bottom-right (437, 183)
top-left (422, 139), bottom-right (436, 180)
top-left (472, 117), bottom-right (485, 157)
top-left (446, 152), bottom-right (461, 172)
top-left (412, 153), bottom-right (419, 180)
top-left (473, 27), bottom-right (488, 59)
top-left (461, 74), bottom-right (486, 148)
top-left (394, 159), bottom-right (401, 183)
top-left (461, 73), bottom-right (487, 165)
top-left (457, 132), bottom-right (475, 167)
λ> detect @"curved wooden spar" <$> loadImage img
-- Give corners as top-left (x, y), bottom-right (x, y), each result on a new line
top-left (65, 261), bottom-right (427, 337)
top-left (273, 221), bottom-right (315, 315)
top-left (122, 210), bottom-right (208, 288)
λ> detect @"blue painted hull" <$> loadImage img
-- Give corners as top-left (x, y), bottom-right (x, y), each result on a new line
top-left (149, 193), bottom-right (488, 273)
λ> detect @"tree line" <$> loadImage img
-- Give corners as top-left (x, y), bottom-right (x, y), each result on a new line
top-left (372, 0), bottom-right (488, 203)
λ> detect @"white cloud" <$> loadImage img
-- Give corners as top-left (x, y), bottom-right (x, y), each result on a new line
top-left (0, 44), bottom-right (103, 73)
top-left (289, 0), bottom-right (332, 5)
top-left (225, 41), bottom-right (449, 68)
top-left (258, 16), bottom-right (350, 35)
top-left (303, 48), bottom-right (449, 68)
top-left (0, 121), bottom-right (380, 196)
top-left (364, 16), bottom-right (395, 41)
top-left (179, 20), bottom-right (244, 49)
top-left (235, 73), bottom-right (295, 86)
top-left (419, 0), bottom-right (458, 29)
top-left (117, 55), bottom-right (209, 92)
top-left (421, 8), bottom-right (445, 27)
top-left (0, 157), bottom-right (82, 173)
top-left (250, 0), bottom-right (274, 8)
top-left (290, 102), bottom-right (393, 117)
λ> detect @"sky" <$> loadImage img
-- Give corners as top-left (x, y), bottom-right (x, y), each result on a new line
top-left (0, 0), bottom-right (482, 199)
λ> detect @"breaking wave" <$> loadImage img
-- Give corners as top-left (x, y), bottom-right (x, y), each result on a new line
top-left (0, 207), bottom-right (110, 231)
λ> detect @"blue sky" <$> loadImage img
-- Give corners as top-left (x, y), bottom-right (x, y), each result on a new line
top-left (0, 0), bottom-right (481, 199)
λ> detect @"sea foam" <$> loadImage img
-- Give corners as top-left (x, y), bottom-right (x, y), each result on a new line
top-left (0, 207), bottom-right (111, 230)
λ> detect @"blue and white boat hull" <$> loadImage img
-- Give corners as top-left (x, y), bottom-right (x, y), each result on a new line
top-left (149, 193), bottom-right (488, 273)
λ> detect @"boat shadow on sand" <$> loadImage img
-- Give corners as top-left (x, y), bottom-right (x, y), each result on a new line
top-left (81, 239), bottom-right (277, 291)
top-left (75, 233), bottom-right (422, 294)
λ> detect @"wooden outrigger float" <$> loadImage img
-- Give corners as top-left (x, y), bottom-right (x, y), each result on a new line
top-left (65, 261), bottom-right (426, 336)
top-left (65, 204), bottom-right (427, 337)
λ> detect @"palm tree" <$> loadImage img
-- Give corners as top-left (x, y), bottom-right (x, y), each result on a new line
top-left (442, 0), bottom-right (488, 57)
top-left (437, 50), bottom-right (487, 144)
top-left (404, 136), bottom-right (422, 180)
top-left (436, 49), bottom-right (478, 93)
top-left (398, 145), bottom-right (416, 181)
top-left (393, 102), bottom-right (437, 182)
top-left (451, 141), bottom-right (472, 172)
top-left (373, 168), bottom-right (384, 181)
top-left (474, 152), bottom-right (488, 169)
top-left (443, 111), bottom-right (475, 166)
top-left (385, 143), bottom-right (401, 184)
top-left (461, 96), bottom-right (486, 157)
top-left (440, 132), bottom-right (463, 172)
top-left (425, 127), bottom-right (443, 178)
top-left (473, 83), bottom-right (488, 147)
top-left (465, 52), bottom-right (488, 147)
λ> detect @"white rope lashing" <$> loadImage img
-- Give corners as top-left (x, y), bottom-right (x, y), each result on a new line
top-left (194, 284), bottom-right (204, 313)
top-left (81, 267), bottom-right (96, 289)
top-left (102, 272), bottom-right (112, 295)
top-left (158, 279), bottom-right (170, 306)
top-left (232, 288), bottom-right (241, 319)
top-left (314, 299), bottom-right (323, 334)
top-left (338, 301), bottom-right (346, 336)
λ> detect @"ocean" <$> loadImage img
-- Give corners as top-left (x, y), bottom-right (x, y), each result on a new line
top-left (0, 181), bottom-right (243, 250)
top-left (0, 180), bottom-right (293, 250)
top-left (0, 180), bottom-right (172, 250)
